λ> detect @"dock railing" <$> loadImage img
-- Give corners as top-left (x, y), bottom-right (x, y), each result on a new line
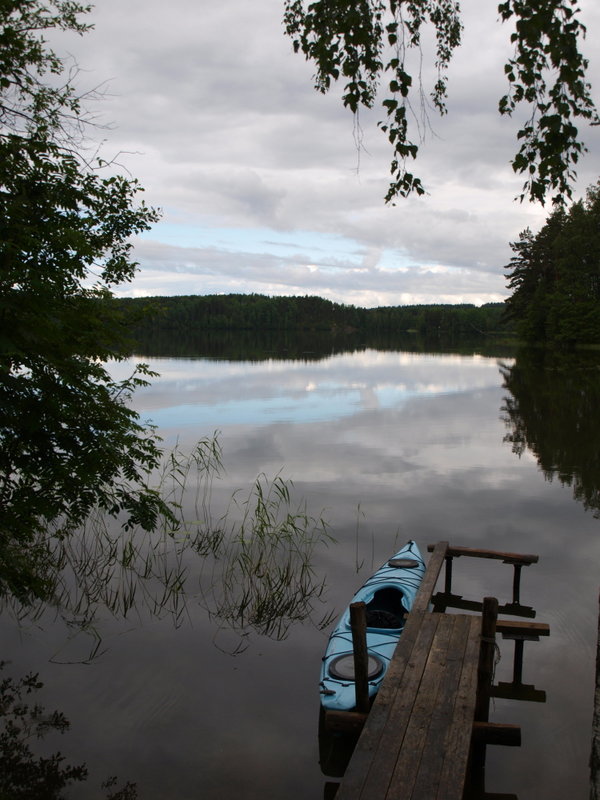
top-left (325, 540), bottom-right (549, 800)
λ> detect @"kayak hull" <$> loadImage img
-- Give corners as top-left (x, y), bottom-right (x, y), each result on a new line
top-left (319, 540), bottom-right (425, 712)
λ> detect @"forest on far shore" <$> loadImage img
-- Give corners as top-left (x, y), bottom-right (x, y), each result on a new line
top-left (120, 294), bottom-right (513, 341)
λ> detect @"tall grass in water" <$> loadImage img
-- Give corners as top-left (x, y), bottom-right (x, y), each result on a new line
top-left (199, 473), bottom-right (335, 650)
top-left (2, 435), bottom-right (334, 657)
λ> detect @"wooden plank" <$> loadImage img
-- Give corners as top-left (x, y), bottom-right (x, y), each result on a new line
top-left (350, 602), bottom-right (370, 713)
top-left (475, 597), bottom-right (498, 723)
top-left (385, 614), bottom-right (461, 799)
top-left (336, 606), bottom-right (503, 800)
top-left (407, 614), bottom-right (474, 799)
top-left (496, 619), bottom-right (550, 637)
top-left (338, 612), bottom-right (482, 800)
top-left (335, 610), bottom-right (440, 800)
top-left (427, 543), bottom-right (538, 566)
top-left (412, 541), bottom-right (448, 613)
top-left (431, 592), bottom-right (536, 619)
top-left (351, 613), bottom-right (444, 800)
top-left (435, 615), bottom-right (482, 800)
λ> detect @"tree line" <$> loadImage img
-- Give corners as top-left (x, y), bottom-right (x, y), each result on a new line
top-left (120, 294), bottom-right (511, 341)
top-left (505, 182), bottom-right (600, 345)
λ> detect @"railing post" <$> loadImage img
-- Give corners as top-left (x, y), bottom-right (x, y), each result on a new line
top-left (350, 602), bottom-right (370, 714)
top-left (512, 563), bottom-right (522, 604)
top-left (513, 639), bottom-right (524, 685)
top-left (444, 555), bottom-right (454, 594)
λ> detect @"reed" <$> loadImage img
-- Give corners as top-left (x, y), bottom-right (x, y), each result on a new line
top-left (1, 435), bottom-right (334, 657)
top-left (199, 473), bottom-right (335, 651)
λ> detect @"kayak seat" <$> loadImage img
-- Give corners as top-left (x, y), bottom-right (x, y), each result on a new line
top-left (365, 587), bottom-right (407, 630)
top-left (366, 609), bottom-right (403, 629)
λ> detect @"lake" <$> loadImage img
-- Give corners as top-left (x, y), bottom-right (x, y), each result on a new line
top-left (3, 339), bottom-right (600, 799)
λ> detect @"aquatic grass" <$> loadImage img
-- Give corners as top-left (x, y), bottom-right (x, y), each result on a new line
top-left (354, 503), bottom-right (366, 572)
top-left (199, 473), bottom-right (336, 650)
top-left (1, 435), bottom-right (334, 657)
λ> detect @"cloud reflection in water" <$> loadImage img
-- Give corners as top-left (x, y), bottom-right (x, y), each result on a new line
top-left (119, 350), bottom-right (509, 431)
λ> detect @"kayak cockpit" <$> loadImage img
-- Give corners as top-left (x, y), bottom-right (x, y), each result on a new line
top-left (364, 586), bottom-right (407, 630)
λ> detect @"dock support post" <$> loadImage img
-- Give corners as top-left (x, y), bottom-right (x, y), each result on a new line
top-left (512, 564), bottom-right (522, 604)
top-left (513, 639), bottom-right (524, 685)
top-left (470, 597), bottom-right (500, 799)
top-left (444, 555), bottom-right (453, 594)
top-left (349, 602), bottom-right (370, 714)
top-left (476, 596), bottom-right (499, 723)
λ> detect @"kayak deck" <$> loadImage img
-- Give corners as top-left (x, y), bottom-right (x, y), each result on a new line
top-left (320, 541), bottom-right (426, 711)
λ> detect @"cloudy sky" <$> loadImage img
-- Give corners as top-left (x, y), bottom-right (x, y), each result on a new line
top-left (60, 0), bottom-right (600, 307)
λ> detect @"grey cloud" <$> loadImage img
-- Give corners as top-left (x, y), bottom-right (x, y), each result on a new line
top-left (127, 239), bottom-right (507, 305)
top-left (52, 0), bottom-right (600, 302)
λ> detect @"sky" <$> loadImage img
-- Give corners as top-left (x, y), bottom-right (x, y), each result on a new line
top-left (57, 0), bottom-right (600, 307)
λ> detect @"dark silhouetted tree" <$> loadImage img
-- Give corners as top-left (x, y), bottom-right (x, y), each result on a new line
top-left (284, 0), bottom-right (598, 205)
top-left (0, 1), bottom-right (172, 601)
top-left (505, 181), bottom-right (600, 344)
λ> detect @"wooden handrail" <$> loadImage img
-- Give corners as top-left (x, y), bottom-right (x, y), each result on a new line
top-left (427, 544), bottom-right (538, 566)
top-left (412, 541), bottom-right (448, 613)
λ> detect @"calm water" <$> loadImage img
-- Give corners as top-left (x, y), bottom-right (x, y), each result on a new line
top-left (3, 342), bottom-right (600, 798)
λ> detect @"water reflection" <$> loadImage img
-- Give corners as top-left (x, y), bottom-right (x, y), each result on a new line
top-left (4, 341), bottom-right (600, 800)
top-left (131, 329), bottom-right (515, 361)
top-left (198, 473), bottom-right (335, 652)
top-left (1, 439), bottom-right (333, 661)
top-left (318, 706), bottom-right (359, 784)
top-left (500, 348), bottom-right (600, 516)
top-left (0, 662), bottom-right (136, 799)
top-left (117, 349), bottom-right (509, 435)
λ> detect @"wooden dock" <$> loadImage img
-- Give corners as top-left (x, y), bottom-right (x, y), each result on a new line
top-left (326, 541), bottom-right (548, 800)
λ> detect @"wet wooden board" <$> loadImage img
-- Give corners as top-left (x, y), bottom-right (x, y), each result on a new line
top-left (336, 610), bottom-right (481, 800)
top-left (411, 541), bottom-right (449, 613)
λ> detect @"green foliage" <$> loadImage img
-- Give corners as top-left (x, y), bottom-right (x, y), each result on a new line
top-left (284, 0), bottom-right (462, 201)
top-left (0, 1), bottom-right (171, 602)
top-left (498, 0), bottom-right (598, 205)
top-left (0, 1), bottom-right (91, 138)
top-left (505, 181), bottom-right (600, 344)
top-left (284, 0), bottom-right (598, 205)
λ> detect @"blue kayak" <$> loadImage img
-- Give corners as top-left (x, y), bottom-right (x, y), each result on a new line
top-left (319, 540), bottom-right (425, 712)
